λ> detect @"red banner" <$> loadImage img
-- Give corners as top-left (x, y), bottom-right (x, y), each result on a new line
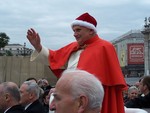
top-left (127, 43), bottom-right (144, 64)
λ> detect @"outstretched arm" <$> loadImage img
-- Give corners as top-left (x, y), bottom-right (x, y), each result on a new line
top-left (27, 28), bottom-right (49, 65)
top-left (27, 28), bottom-right (42, 52)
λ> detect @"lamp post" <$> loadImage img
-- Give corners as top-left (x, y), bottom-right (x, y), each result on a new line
top-left (141, 17), bottom-right (150, 75)
top-left (24, 42), bottom-right (26, 56)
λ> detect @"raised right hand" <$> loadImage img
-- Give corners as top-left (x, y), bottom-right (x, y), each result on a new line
top-left (27, 28), bottom-right (42, 52)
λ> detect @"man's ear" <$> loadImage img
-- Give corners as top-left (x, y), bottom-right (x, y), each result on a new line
top-left (5, 93), bottom-right (10, 101)
top-left (89, 29), bottom-right (95, 35)
top-left (77, 95), bottom-right (88, 113)
top-left (29, 92), bottom-right (34, 99)
top-left (143, 84), bottom-right (148, 90)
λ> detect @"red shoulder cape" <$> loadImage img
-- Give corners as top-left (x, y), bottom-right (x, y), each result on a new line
top-left (49, 35), bottom-right (127, 113)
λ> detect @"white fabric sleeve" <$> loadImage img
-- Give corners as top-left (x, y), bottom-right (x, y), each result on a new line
top-left (30, 46), bottom-right (49, 65)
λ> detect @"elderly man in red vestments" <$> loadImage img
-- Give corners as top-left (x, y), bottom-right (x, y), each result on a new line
top-left (27, 12), bottom-right (127, 113)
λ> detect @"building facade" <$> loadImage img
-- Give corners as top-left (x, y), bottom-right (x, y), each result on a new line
top-left (0, 43), bottom-right (33, 56)
top-left (112, 30), bottom-right (144, 77)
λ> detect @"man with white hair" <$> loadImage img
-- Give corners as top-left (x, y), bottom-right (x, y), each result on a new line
top-left (19, 81), bottom-right (46, 113)
top-left (49, 69), bottom-right (104, 113)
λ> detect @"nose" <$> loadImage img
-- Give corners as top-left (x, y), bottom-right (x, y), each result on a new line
top-left (49, 99), bottom-right (55, 111)
top-left (73, 31), bottom-right (78, 37)
top-left (49, 94), bottom-right (56, 111)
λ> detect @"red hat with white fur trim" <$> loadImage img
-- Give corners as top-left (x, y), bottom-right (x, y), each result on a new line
top-left (71, 12), bottom-right (97, 32)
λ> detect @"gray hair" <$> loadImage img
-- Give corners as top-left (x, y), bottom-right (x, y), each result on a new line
top-left (1, 82), bottom-right (20, 102)
top-left (128, 86), bottom-right (139, 94)
top-left (61, 69), bottom-right (104, 109)
top-left (23, 81), bottom-right (40, 98)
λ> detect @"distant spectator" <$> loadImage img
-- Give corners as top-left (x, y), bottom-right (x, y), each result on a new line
top-left (42, 90), bottom-right (50, 113)
top-left (124, 86), bottom-right (139, 103)
top-left (0, 82), bottom-right (24, 113)
top-left (128, 86), bottom-right (139, 99)
top-left (37, 78), bottom-right (49, 90)
top-left (125, 76), bottom-right (150, 108)
top-left (40, 85), bottom-right (55, 113)
top-left (19, 81), bottom-right (46, 113)
top-left (26, 77), bottom-right (37, 83)
top-left (26, 77), bottom-right (45, 104)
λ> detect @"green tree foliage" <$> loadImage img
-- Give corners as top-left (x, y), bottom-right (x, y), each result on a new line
top-left (0, 32), bottom-right (10, 49)
top-left (5, 50), bottom-right (13, 56)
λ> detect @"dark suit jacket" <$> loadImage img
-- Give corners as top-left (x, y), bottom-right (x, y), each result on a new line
top-left (125, 92), bottom-right (150, 108)
top-left (25, 99), bottom-right (46, 113)
top-left (6, 104), bottom-right (25, 113)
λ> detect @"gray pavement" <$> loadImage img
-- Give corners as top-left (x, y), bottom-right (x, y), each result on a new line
top-left (125, 77), bottom-right (141, 85)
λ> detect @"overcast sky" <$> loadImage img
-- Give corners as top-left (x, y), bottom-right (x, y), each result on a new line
top-left (0, 0), bottom-right (150, 50)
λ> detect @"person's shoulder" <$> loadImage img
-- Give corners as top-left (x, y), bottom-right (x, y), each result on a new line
top-left (60, 41), bottom-right (78, 50)
top-left (96, 38), bottom-right (114, 48)
top-left (26, 100), bottom-right (46, 113)
top-left (6, 104), bottom-right (25, 113)
top-left (142, 92), bottom-right (150, 100)
top-left (66, 41), bottom-right (77, 46)
top-left (99, 38), bottom-right (113, 45)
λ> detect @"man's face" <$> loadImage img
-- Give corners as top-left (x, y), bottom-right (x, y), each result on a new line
top-left (73, 25), bottom-right (92, 46)
top-left (19, 84), bottom-right (30, 106)
top-left (138, 79), bottom-right (146, 94)
top-left (128, 89), bottom-right (138, 99)
top-left (50, 79), bottom-right (79, 113)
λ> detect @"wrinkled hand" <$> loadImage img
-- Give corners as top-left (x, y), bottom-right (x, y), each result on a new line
top-left (27, 28), bottom-right (42, 52)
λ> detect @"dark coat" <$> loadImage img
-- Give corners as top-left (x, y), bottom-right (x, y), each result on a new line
top-left (6, 104), bottom-right (24, 113)
top-left (125, 92), bottom-right (150, 108)
top-left (25, 99), bottom-right (46, 113)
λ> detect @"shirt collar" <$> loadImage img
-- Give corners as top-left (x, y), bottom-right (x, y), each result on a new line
top-left (78, 34), bottom-right (99, 49)
top-left (25, 103), bottom-right (32, 110)
top-left (4, 107), bottom-right (11, 113)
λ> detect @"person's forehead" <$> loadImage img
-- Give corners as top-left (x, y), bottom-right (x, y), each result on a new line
top-left (54, 88), bottom-right (71, 99)
top-left (55, 79), bottom-right (71, 94)
top-left (20, 83), bottom-right (28, 90)
top-left (130, 89), bottom-right (138, 93)
top-left (73, 25), bottom-right (89, 30)
top-left (56, 81), bottom-right (69, 91)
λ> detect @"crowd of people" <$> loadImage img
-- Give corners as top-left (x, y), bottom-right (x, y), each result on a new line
top-left (124, 76), bottom-right (150, 108)
top-left (1, 71), bottom-right (149, 113)
top-left (0, 77), bottom-right (52, 113)
top-left (0, 69), bottom-right (104, 113)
